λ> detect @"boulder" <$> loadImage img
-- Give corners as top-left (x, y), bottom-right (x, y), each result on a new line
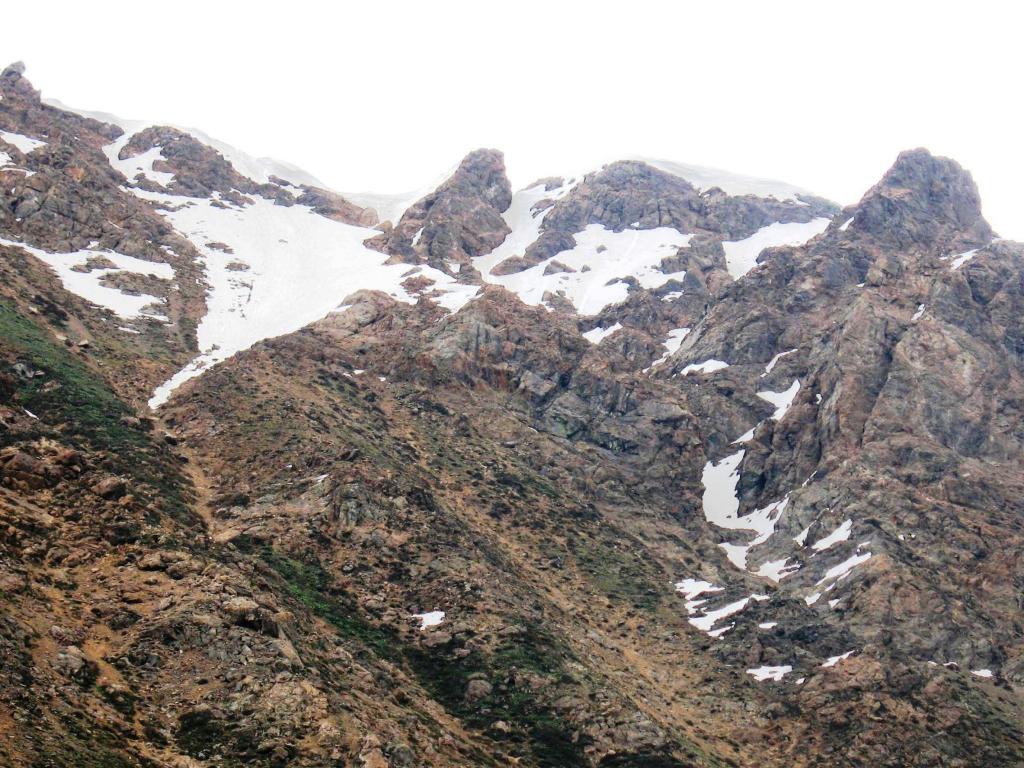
top-left (464, 677), bottom-right (493, 703)
top-left (54, 646), bottom-right (98, 686)
top-left (90, 476), bottom-right (126, 499)
top-left (1, 450), bottom-right (59, 489)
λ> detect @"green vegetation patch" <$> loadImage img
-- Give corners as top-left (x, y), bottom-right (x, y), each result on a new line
top-left (0, 301), bottom-right (189, 518)
top-left (260, 544), bottom-right (588, 767)
top-left (259, 546), bottom-right (398, 661)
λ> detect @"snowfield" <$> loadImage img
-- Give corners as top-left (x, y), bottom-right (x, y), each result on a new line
top-left (756, 379), bottom-right (801, 421)
top-left (0, 130), bottom-right (47, 154)
top-left (476, 221), bottom-right (692, 316)
top-left (638, 157), bottom-right (815, 202)
top-left (722, 218), bottom-right (831, 279)
top-left (0, 237), bottom-right (172, 321)
top-left (582, 322), bottom-right (622, 344)
top-left (138, 190), bottom-right (468, 407)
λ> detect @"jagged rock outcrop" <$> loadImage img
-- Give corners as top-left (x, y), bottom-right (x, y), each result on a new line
top-left (121, 125), bottom-right (285, 201)
top-left (645, 151), bottom-right (1024, 731)
top-left (0, 67), bottom-right (212, 392)
top-left (121, 126), bottom-right (378, 226)
top-left (296, 184), bottom-right (379, 227)
top-left (848, 148), bottom-right (994, 250)
top-left (366, 148), bottom-right (513, 273)
top-left (503, 160), bottom-right (837, 272)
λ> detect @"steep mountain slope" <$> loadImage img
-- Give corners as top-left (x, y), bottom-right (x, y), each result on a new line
top-left (1, 62), bottom-right (1022, 768)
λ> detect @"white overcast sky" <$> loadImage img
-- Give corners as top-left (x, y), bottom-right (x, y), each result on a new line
top-left (8, 0), bottom-right (1023, 238)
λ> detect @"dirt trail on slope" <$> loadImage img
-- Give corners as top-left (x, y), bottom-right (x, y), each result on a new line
top-left (159, 414), bottom-right (218, 533)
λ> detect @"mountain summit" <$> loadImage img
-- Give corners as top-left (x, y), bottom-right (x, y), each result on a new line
top-left (367, 148), bottom-right (514, 272)
top-left (851, 147), bottom-right (994, 250)
top-left (1, 65), bottom-right (1022, 768)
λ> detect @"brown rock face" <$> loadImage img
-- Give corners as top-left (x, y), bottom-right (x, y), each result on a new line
top-left (1, 61), bottom-right (39, 102)
top-left (1, 450), bottom-right (59, 489)
top-left (121, 126), bottom-right (256, 199)
top-left (0, 70), bottom-right (210, 383)
top-left (296, 185), bottom-right (379, 227)
top-left (507, 160), bottom-right (837, 272)
top-left (366, 148), bottom-right (513, 272)
top-left (119, 129), bottom-right (377, 227)
top-left (849, 148), bottom-right (994, 250)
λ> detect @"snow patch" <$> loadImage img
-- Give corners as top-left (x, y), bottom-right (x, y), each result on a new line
top-left (404, 265), bottom-right (480, 313)
top-left (701, 450), bottom-right (791, 571)
top-left (680, 359), bottom-right (729, 376)
top-left (675, 578), bottom-right (724, 614)
top-left (747, 665), bottom-right (792, 682)
top-left (582, 322), bottom-right (622, 345)
top-left (816, 550), bottom-right (872, 586)
top-left (719, 542), bottom-right (751, 570)
top-left (674, 579), bottom-right (723, 601)
top-left (755, 557), bottom-right (800, 583)
top-left (479, 221), bottom-right (691, 316)
top-left (701, 451), bottom-right (745, 529)
top-left (756, 379), bottom-right (800, 421)
top-left (106, 140), bottom-right (175, 187)
top-left (811, 520), bottom-right (852, 552)
top-left (794, 525), bottom-right (812, 546)
top-left (948, 249), bottom-right (979, 271)
top-left (721, 218), bottom-right (831, 279)
top-left (0, 237), bottom-right (172, 320)
top-left (822, 650), bottom-right (855, 668)
top-left (413, 611), bottom-right (445, 630)
top-left (761, 349), bottom-right (796, 377)
top-left (688, 594), bottom-right (767, 634)
top-left (731, 427), bottom-right (756, 445)
top-left (645, 327), bottom-right (690, 370)
top-left (0, 130), bottom-right (46, 154)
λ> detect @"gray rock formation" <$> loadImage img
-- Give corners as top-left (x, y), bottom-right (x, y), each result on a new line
top-left (366, 148), bottom-right (513, 273)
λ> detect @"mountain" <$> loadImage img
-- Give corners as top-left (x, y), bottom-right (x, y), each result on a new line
top-left (1, 62), bottom-right (1021, 768)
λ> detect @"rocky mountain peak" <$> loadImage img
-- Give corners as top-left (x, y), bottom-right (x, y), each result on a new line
top-left (1, 61), bottom-right (39, 101)
top-left (365, 147), bottom-right (513, 272)
top-left (850, 147), bottom-right (993, 251)
top-left (2, 60), bottom-right (25, 78)
top-left (446, 147), bottom-right (513, 208)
